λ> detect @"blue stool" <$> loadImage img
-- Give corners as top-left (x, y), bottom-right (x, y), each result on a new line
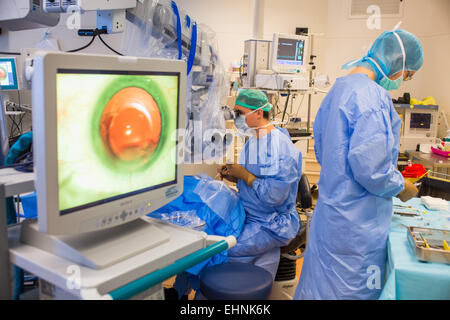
top-left (199, 262), bottom-right (273, 300)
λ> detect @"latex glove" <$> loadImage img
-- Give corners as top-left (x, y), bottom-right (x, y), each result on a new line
top-left (217, 165), bottom-right (238, 183)
top-left (221, 164), bottom-right (257, 187)
top-left (396, 179), bottom-right (418, 202)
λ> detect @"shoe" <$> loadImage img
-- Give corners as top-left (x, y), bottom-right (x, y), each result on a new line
top-left (163, 287), bottom-right (179, 300)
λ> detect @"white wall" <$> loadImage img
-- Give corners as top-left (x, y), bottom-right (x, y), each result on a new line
top-left (182, 0), bottom-right (328, 69)
top-left (263, 0), bottom-right (328, 122)
top-left (324, 0), bottom-right (450, 136)
top-left (180, 0), bottom-right (329, 123)
top-left (1, 12), bottom-right (122, 111)
top-left (183, 0), bottom-right (450, 132)
top-left (177, 0), bottom-right (254, 72)
top-left (1, 0), bottom-right (449, 135)
top-left (2, 0), bottom-right (329, 126)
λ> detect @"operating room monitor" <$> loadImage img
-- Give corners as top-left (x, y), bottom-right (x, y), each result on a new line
top-left (270, 33), bottom-right (308, 74)
top-left (0, 57), bottom-right (19, 90)
top-left (410, 113), bottom-right (431, 129)
top-left (32, 51), bottom-right (186, 235)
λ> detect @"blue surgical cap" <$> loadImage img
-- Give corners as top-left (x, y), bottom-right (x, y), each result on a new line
top-left (342, 29), bottom-right (424, 82)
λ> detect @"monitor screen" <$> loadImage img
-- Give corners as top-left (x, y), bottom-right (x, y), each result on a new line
top-left (410, 113), bottom-right (431, 129)
top-left (56, 69), bottom-right (179, 215)
top-left (0, 57), bottom-right (19, 90)
top-left (276, 38), bottom-right (306, 67)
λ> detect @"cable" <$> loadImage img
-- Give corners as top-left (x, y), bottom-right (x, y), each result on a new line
top-left (0, 52), bottom-right (20, 56)
top-left (281, 89), bottom-right (291, 127)
top-left (67, 34), bottom-right (97, 53)
top-left (294, 93), bottom-right (306, 118)
top-left (14, 162), bottom-right (33, 173)
top-left (17, 91), bottom-right (23, 134)
top-left (275, 91), bottom-right (281, 115)
top-left (98, 33), bottom-right (123, 56)
top-left (0, 161), bottom-right (33, 170)
top-left (8, 114), bottom-right (21, 138)
top-left (6, 93), bottom-right (24, 138)
top-left (1, 150), bottom-right (33, 173)
top-left (66, 28), bottom-right (123, 56)
top-left (8, 114), bottom-right (15, 138)
top-left (239, 55), bottom-right (244, 86)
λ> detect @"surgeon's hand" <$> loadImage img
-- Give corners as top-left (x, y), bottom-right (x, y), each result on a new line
top-left (396, 179), bottom-right (418, 202)
top-left (219, 164), bottom-right (256, 187)
top-left (217, 165), bottom-right (238, 183)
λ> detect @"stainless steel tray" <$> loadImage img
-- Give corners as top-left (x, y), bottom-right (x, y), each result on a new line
top-left (407, 226), bottom-right (450, 264)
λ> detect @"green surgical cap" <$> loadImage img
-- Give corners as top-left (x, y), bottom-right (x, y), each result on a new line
top-left (236, 89), bottom-right (272, 111)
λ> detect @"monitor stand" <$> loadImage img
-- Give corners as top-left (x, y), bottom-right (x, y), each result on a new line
top-left (20, 218), bottom-right (170, 269)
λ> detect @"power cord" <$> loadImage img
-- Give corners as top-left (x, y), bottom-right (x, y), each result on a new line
top-left (67, 33), bottom-right (97, 53)
top-left (17, 91), bottom-right (24, 134)
top-left (239, 55), bottom-right (244, 86)
top-left (2, 29), bottom-right (122, 56)
top-left (281, 88), bottom-right (291, 127)
top-left (0, 150), bottom-right (33, 173)
top-left (0, 160), bottom-right (33, 172)
top-left (67, 28), bottom-right (123, 56)
top-left (98, 33), bottom-right (123, 56)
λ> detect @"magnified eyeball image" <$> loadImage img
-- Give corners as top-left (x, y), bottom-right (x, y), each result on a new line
top-left (100, 87), bottom-right (162, 162)
top-left (0, 66), bottom-right (6, 80)
top-left (56, 72), bottom-right (178, 213)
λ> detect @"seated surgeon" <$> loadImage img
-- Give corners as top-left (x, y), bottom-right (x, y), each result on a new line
top-left (218, 89), bottom-right (302, 278)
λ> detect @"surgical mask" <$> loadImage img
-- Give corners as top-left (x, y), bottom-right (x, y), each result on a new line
top-left (368, 31), bottom-right (406, 91)
top-left (379, 75), bottom-right (403, 91)
top-left (233, 103), bottom-right (271, 134)
top-left (234, 114), bottom-right (251, 133)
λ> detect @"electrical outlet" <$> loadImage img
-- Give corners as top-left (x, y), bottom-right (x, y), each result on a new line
top-left (43, 0), bottom-right (62, 13)
top-left (61, 0), bottom-right (79, 11)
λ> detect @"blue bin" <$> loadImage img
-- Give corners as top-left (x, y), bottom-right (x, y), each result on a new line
top-left (21, 192), bottom-right (37, 219)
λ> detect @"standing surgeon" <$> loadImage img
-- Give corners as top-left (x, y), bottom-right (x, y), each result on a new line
top-left (294, 28), bottom-right (424, 299)
top-left (218, 89), bottom-right (302, 278)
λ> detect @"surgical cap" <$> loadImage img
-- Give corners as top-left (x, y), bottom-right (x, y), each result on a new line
top-left (342, 29), bottom-right (424, 82)
top-left (235, 89), bottom-right (273, 112)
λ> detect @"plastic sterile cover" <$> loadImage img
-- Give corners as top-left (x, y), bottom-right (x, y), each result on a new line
top-left (193, 173), bottom-right (240, 225)
top-left (121, 0), bottom-right (228, 163)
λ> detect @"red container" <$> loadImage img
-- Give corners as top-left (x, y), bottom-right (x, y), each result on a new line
top-left (402, 163), bottom-right (427, 178)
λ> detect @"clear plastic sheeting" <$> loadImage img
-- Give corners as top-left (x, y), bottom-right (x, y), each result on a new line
top-left (193, 173), bottom-right (240, 225)
top-left (150, 210), bottom-right (206, 231)
top-left (122, 0), bottom-right (228, 163)
top-left (122, 0), bottom-right (179, 60)
top-left (34, 30), bottom-right (61, 51)
top-left (146, 175), bottom-right (245, 277)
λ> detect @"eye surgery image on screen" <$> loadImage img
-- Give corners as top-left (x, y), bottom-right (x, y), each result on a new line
top-left (0, 58), bottom-right (18, 89)
top-left (56, 70), bottom-right (179, 214)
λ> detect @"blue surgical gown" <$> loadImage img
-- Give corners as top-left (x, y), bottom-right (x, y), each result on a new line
top-left (294, 73), bottom-right (404, 300)
top-left (228, 127), bottom-right (302, 278)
